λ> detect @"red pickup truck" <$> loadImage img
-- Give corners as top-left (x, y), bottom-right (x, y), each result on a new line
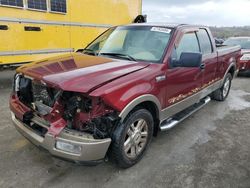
top-left (10, 23), bottom-right (241, 168)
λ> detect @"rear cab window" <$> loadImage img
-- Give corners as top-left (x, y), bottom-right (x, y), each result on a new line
top-left (197, 29), bottom-right (213, 55)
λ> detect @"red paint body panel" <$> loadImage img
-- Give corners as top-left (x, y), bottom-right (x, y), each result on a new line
top-left (17, 53), bottom-right (149, 93)
top-left (9, 94), bottom-right (31, 121)
top-left (47, 118), bottom-right (67, 136)
top-left (90, 63), bottom-right (166, 111)
top-left (163, 67), bottom-right (203, 107)
top-left (44, 62), bottom-right (149, 93)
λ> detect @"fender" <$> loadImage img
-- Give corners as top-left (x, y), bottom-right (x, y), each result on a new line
top-left (222, 60), bottom-right (236, 85)
top-left (89, 64), bottom-right (165, 121)
top-left (119, 94), bottom-right (161, 121)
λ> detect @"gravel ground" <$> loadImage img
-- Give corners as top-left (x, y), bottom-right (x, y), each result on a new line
top-left (1, 70), bottom-right (250, 188)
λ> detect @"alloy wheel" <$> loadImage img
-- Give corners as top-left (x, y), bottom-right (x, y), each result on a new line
top-left (123, 119), bottom-right (148, 159)
top-left (223, 77), bottom-right (230, 98)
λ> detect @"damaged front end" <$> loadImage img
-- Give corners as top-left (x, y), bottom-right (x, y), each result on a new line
top-left (61, 91), bottom-right (120, 139)
top-left (10, 74), bottom-right (120, 163)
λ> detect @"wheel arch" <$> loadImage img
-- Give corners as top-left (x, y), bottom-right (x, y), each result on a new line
top-left (223, 61), bottom-right (236, 82)
top-left (228, 65), bottom-right (236, 78)
top-left (119, 95), bottom-right (161, 136)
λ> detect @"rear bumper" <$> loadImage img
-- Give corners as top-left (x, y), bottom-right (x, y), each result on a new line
top-left (11, 112), bottom-right (111, 163)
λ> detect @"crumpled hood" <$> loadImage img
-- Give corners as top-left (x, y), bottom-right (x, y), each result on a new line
top-left (17, 53), bottom-right (149, 93)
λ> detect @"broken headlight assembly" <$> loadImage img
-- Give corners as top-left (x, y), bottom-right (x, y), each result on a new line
top-left (62, 92), bottom-right (120, 139)
top-left (62, 92), bottom-right (92, 121)
top-left (81, 114), bottom-right (120, 139)
top-left (13, 74), bottom-right (33, 105)
top-left (13, 73), bottom-right (21, 92)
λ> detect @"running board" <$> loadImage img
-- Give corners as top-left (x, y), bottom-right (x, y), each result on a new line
top-left (160, 96), bottom-right (211, 131)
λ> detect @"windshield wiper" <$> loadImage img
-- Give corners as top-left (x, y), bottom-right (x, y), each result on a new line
top-left (99, 52), bottom-right (137, 61)
top-left (78, 48), bottom-right (97, 56)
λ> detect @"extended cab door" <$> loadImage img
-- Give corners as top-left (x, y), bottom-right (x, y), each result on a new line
top-left (196, 28), bottom-right (218, 85)
top-left (164, 31), bottom-right (203, 109)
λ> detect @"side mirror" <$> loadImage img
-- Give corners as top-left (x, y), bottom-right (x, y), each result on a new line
top-left (179, 52), bottom-right (202, 68)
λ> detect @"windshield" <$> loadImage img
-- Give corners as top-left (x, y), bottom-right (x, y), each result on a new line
top-left (223, 38), bottom-right (250, 49)
top-left (84, 26), bottom-right (172, 63)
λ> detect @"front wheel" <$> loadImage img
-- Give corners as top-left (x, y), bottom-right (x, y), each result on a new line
top-left (110, 109), bottom-right (153, 168)
top-left (211, 73), bottom-right (232, 101)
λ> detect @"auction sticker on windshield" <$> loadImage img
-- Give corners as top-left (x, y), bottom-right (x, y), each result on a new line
top-left (151, 27), bottom-right (172, 34)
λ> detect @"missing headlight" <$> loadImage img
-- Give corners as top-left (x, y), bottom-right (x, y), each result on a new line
top-left (80, 114), bottom-right (120, 139)
top-left (18, 75), bottom-right (33, 105)
top-left (63, 93), bottom-right (92, 121)
top-left (13, 74), bottom-right (21, 92)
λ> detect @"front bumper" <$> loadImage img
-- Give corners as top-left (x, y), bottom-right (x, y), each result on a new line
top-left (11, 112), bottom-right (111, 163)
top-left (239, 60), bottom-right (250, 71)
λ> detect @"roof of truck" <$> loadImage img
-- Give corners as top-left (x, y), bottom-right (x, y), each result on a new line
top-left (125, 22), bottom-right (205, 29)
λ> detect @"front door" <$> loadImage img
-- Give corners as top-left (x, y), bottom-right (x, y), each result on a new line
top-left (164, 31), bottom-right (203, 109)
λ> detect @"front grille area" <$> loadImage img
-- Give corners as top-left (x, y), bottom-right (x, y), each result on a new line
top-left (14, 75), bottom-right (54, 137)
top-left (20, 114), bottom-right (48, 137)
top-left (32, 82), bottom-right (54, 107)
top-left (16, 75), bottom-right (59, 109)
top-left (25, 122), bottom-right (48, 137)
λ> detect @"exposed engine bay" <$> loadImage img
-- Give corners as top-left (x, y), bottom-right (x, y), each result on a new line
top-left (14, 74), bottom-right (120, 139)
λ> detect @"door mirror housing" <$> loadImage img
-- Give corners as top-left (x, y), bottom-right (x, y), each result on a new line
top-left (179, 52), bottom-right (202, 68)
top-left (171, 52), bottom-right (202, 68)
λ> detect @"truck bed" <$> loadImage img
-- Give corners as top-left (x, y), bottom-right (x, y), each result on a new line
top-left (217, 45), bottom-right (241, 56)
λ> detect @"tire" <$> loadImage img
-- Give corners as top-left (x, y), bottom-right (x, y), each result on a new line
top-left (211, 73), bottom-right (232, 101)
top-left (110, 109), bottom-right (153, 168)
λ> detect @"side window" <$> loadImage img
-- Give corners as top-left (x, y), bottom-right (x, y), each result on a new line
top-left (27, 0), bottom-right (47, 11)
top-left (197, 29), bottom-right (213, 54)
top-left (173, 32), bottom-right (200, 61)
top-left (0, 0), bottom-right (23, 7)
top-left (50, 0), bottom-right (67, 13)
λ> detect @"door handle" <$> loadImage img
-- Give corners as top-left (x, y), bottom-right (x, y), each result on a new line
top-left (156, 75), bottom-right (166, 82)
top-left (200, 63), bottom-right (206, 70)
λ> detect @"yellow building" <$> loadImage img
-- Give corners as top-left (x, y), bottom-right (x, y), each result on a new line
top-left (0, 0), bottom-right (142, 66)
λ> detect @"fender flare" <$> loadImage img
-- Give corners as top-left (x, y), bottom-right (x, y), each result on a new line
top-left (119, 94), bottom-right (161, 121)
top-left (222, 61), bottom-right (236, 84)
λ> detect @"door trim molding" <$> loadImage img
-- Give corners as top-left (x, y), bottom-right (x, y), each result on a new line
top-left (159, 79), bottom-right (222, 122)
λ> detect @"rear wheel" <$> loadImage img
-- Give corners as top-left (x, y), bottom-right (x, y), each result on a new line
top-left (110, 109), bottom-right (153, 168)
top-left (211, 73), bottom-right (232, 101)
